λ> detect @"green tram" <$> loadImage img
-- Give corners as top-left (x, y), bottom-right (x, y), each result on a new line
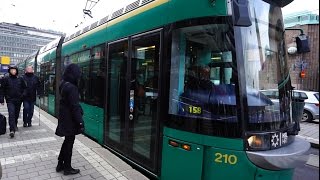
top-left (20, 0), bottom-right (311, 179)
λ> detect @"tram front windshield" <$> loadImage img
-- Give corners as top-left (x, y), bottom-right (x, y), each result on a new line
top-left (167, 1), bottom-right (292, 140)
top-left (240, 0), bottom-right (292, 132)
top-left (168, 19), bottom-right (241, 138)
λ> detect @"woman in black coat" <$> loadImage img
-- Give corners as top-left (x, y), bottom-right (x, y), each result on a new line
top-left (55, 63), bottom-right (84, 175)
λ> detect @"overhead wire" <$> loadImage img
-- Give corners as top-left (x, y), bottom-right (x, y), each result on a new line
top-left (76, 0), bottom-right (100, 27)
top-left (83, 0), bottom-right (100, 18)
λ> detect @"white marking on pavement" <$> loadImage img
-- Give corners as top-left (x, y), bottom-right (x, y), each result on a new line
top-left (17, 129), bottom-right (47, 134)
top-left (297, 135), bottom-right (319, 144)
top-left (34, 109), bottom-right (125, 180)
top-left (0, 129), bottom-right (47, 135)
top-left (0, 137), bottom-right (56, 149)
top-left (6, 121), bottom-right (39, 129)
top-left (306, 154), bottom-right (319, 168)
top-left (0, 150), bottom-right (59, 165)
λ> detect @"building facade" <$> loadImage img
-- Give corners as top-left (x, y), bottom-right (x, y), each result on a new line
top-left (284, 11), bottom-right (319, 91)
top-left (0, 22), bottom-right (63, 67)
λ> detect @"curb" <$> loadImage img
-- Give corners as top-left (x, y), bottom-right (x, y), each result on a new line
top-left (310, 142), bottom-right (319, 149)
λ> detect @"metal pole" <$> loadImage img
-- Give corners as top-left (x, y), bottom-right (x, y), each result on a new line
top-left (38, 97), bottom-right (41, 126)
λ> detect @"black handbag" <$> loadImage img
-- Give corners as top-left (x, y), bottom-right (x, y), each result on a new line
top-left (0, 113), bottom-right (7, 135)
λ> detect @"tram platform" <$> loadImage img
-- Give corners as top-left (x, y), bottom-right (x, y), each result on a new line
top-left (0, 105), bottom-right (149, 180)
top-left (1, 105), bottom-right (319, 180)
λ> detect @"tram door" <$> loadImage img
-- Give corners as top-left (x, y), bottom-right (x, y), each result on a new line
top-left (105, 31), bottom-right (161, 172)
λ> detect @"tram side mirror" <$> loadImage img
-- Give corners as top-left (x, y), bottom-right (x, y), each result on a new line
top-left (262, 0), bottom-right (294, 7)
top-left (296, 34), bottom-right (310, 53)
top-left (232, 0), bottom-right (252, 27)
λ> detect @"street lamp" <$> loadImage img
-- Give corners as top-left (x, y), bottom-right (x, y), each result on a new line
top-left (285, 28), bottom-right (310, 54)
top-left (287, 46), bottom-right (297, 55)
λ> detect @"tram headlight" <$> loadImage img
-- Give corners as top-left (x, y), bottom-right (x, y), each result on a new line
top-left (246, 134), bottom-right (270, 150)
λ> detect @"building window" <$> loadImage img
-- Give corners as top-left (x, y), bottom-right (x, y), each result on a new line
top-left (301, 15), bottom-right (309, 21)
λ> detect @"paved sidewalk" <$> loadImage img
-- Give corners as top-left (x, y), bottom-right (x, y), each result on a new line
top-left (1, 105), bottom-right (319, 180)
top-left (298, 120), bottom-right (319, 168)
top-left (0, 106), bottom-right (149, 180)
top-left (298, 120), bottom-right (319, 148)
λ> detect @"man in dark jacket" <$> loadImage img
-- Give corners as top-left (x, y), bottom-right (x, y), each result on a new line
top-left (0, 66), bottom-right (27, 138)
top-left (55, 63), bottom-right (84, 175)
top-left (22, 66), bottom-right (42, 127)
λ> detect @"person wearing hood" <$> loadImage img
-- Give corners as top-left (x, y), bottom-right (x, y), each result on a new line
top-left (22, 66), bottom-right (42, 127)
top-left (55, 63), bottom-right (84, 175)
top-left (0, 66), bottom-right (27, 138)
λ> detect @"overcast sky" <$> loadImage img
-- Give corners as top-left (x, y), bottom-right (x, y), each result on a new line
top-left (0, 0), bottom-right (319, 34)
top-left (0, 0), bottom-right (135, 33)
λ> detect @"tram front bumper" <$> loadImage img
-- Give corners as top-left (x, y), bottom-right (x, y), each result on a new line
top-left (246, 137), bottom-right (310, 170)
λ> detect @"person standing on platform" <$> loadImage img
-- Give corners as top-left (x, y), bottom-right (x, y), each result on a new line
top-left (0, 66), bottom-right (27, 138)
top-left (22, 66), bottom-right (42, 127)
top-left (55, 63), bottom-right (84, 175)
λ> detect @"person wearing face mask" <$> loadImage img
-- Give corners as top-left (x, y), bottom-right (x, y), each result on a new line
top-left (0, 66), bottom-right (27, 138)
top-left (22, 66), bottom-right (42, 127)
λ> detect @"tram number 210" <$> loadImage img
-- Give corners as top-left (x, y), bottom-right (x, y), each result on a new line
top-left (214, 153), bottom-right (238, 165)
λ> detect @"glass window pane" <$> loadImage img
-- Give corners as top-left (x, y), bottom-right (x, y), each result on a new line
top-left (299, 92), bottom-right (308, 99)
top-left (48, 60), bottom-right (56, 114)
top-left (131, 33), bottom-right (159, 159)
top-left (63, 50), bottom-right (91, 104)
top-left (169, 24), bottom-right (237, 122)
top-left (78, 62), bottom-right (90, 103)
top-left (89, 46), bottom-right (106, 107)
top-left (39, 60), bottom-right (55, 113)
top-left (107, 40), bottom-right (128, 143)
top-left (240, 0), bottom-right (291, 131)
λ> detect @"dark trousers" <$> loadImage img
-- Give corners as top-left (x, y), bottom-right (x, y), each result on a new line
top-left (58, 135), bottom-right (75, 168)
top-left (7, 101), bottom-right (22, 132)
top-left (23, 101), bottom-right (35, 124)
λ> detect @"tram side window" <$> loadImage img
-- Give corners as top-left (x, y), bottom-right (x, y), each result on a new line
top-left (63, 50), bottom-right (91, 104)
top-left (89, 46), bottom-right (106, 107)
top-left (80, 51), bottom-right (91, 104)
top-left (40, 61), bottom-right (54, 96)
top-left (49, 59), bottom-right (56, 95)
top-left (168, 24), bottom-right (238, 122)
